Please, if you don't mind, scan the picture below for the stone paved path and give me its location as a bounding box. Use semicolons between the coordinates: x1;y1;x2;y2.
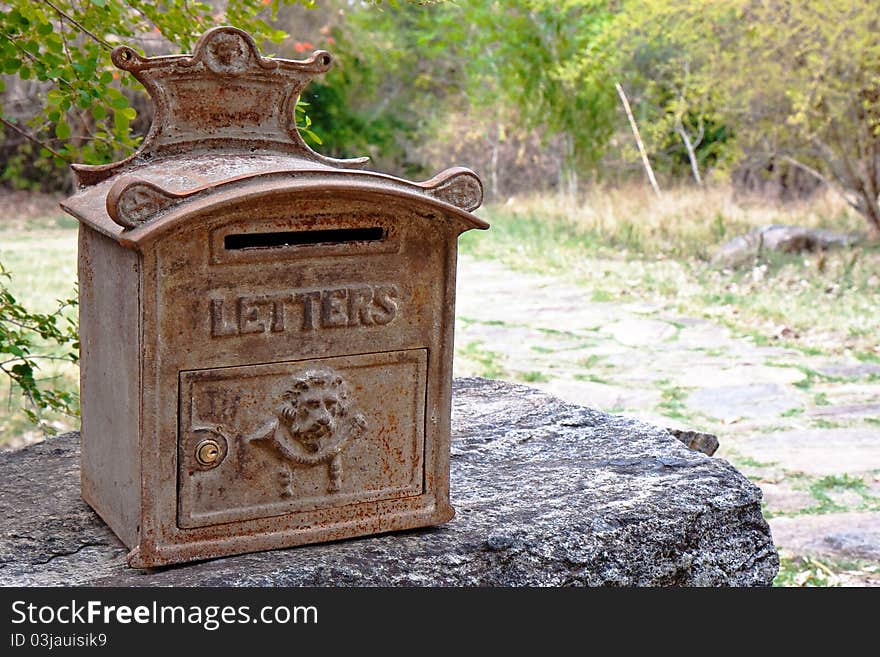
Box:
455;256;880;585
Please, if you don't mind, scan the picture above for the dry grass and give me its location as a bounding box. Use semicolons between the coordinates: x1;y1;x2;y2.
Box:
494;183;864;258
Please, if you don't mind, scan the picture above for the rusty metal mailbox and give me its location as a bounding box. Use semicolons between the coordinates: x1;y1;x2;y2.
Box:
60;26;486;568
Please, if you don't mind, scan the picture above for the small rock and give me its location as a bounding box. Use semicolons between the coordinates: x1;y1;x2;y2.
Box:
666;428;720;456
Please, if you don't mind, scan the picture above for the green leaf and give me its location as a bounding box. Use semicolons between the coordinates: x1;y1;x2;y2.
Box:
91;105;107;120
45;35;64;54
8;9;29;28
55;119;71;140
114;110;129;133
10;362;33;378
302;128;323;145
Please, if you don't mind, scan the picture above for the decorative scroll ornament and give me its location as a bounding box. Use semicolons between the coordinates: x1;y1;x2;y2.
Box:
246;368;368;494
420;167;484;212
72;26;368;188
106;177;185;228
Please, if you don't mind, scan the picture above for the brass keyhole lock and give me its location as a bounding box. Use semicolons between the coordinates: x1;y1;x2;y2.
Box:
195;438;222;468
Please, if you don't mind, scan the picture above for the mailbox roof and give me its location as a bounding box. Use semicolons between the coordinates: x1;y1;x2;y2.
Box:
60;27;486;250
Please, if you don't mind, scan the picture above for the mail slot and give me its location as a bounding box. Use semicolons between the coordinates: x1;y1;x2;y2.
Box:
61;26;487;568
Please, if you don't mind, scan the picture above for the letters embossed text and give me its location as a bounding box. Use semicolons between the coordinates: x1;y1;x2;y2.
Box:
210;283;400;337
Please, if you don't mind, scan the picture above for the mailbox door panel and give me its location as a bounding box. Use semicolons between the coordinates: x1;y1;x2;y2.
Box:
177;349;426;529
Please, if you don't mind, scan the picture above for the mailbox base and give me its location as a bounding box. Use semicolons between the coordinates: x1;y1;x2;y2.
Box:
125;504;454;568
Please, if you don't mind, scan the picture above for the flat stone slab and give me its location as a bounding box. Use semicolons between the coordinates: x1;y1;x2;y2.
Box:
687;384;804;420
734;429;880;475
808;403;880;419
816;362;880;379
769;512;880;561
759;483;817;515
533;378;662;412
678;364;806;387
603;318;678;346
0;378;777;586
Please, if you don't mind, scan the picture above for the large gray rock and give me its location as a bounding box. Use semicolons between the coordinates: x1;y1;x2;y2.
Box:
0;378;777;586
712;224;861;268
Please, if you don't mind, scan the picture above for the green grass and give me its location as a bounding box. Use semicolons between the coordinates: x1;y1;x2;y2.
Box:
855;350;880;364
760;424;794;432
456;341;507;379
729;454;780;469
656;382;691;421
519;371;550;383
774;554;842;587
774;553;879;587
807;474;878;511
576;355;603;368
812;418;843;429
0;230;78;314
458;316;519;329
772;473;880;517
573;373;611;384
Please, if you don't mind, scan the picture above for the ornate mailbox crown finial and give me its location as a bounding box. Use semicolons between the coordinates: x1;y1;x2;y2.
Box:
73;26;368;186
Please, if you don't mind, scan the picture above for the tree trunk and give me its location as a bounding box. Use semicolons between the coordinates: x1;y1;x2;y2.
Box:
489;124;500;201
676;117;702;186
615;82;661;198
558;133;578;201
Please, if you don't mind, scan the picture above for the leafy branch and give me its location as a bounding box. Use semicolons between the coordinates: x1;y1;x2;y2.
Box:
0;0;318;187
0;260;79;434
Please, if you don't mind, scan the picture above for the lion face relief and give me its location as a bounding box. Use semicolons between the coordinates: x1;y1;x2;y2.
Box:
244;367;368;494
278;369;350;454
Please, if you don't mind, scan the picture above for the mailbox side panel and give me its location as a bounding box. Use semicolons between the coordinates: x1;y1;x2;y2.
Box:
78;226;141;548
